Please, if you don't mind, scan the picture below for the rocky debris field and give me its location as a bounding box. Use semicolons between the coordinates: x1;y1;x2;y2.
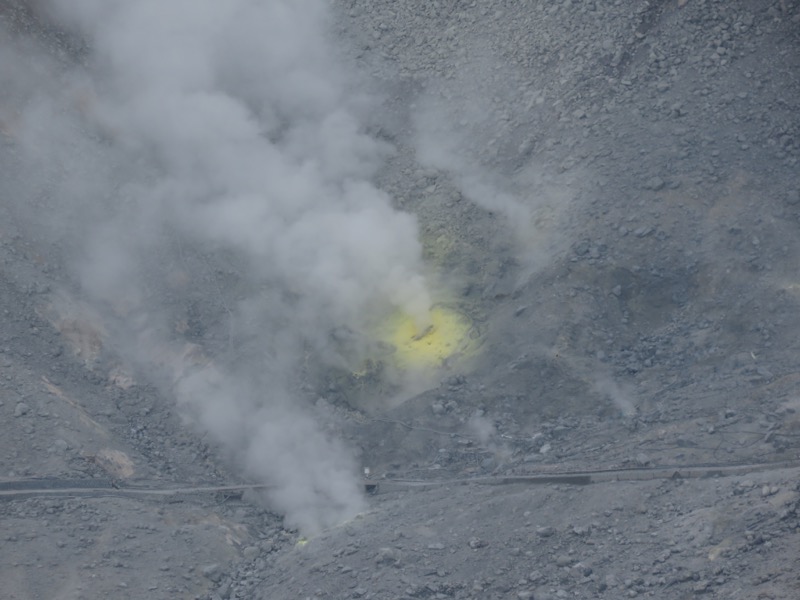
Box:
2;0;800;599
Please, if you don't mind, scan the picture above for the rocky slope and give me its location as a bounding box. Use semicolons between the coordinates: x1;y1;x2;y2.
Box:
1;1;799;599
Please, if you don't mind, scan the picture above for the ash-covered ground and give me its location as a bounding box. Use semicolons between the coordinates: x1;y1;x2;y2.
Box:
1;1;799;599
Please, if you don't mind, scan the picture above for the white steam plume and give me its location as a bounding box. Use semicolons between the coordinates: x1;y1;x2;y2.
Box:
48;0;431;329
411;50;577;283
2;0;432;532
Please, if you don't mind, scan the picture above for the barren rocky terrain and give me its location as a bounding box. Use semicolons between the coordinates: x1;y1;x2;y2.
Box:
1;1;799;599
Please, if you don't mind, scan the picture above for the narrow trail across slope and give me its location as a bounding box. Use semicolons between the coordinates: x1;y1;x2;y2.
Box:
371;459;800;492
2;458;797;501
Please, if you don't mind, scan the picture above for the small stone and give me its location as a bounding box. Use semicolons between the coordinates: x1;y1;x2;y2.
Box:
555;555;574;567
50;439;69;455
431;402;445;415
517;591;534;600
536;526;555;538
786;190;800;205
611;285;622;297
243;546;259;560
572;525;590;536
427;542;445;550
201;564;222;583
574;240;591;256
375;547;400;565
468;537;488;549
644;176;666;191
14;402;29;417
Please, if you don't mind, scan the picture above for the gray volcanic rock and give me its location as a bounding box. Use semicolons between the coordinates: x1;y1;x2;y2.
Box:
1;0;799;599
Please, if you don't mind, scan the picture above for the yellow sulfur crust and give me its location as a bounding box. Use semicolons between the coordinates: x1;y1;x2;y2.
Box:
373;305;474;371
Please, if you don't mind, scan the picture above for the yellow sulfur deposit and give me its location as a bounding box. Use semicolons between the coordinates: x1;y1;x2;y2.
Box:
372;305;475;371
